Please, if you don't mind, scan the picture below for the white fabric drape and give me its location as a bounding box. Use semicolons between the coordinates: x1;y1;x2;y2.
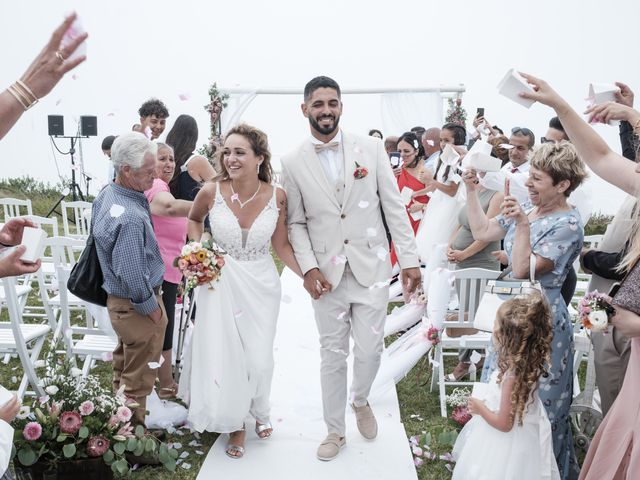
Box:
380;92;444;136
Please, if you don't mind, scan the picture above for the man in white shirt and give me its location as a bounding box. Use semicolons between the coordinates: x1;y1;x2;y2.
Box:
478;126;535;203
421;127;441;173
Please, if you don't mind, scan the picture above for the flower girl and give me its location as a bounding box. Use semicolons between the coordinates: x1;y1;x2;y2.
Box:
452;293;560;480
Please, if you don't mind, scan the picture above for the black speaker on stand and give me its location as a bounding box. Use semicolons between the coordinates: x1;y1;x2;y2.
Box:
46;115;98;217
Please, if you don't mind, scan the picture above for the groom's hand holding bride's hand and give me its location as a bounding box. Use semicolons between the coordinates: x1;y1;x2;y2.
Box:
303;268;332;299
401;267;422;294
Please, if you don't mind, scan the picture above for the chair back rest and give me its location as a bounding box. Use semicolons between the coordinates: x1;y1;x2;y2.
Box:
61;200;92;239
45;236;86;270
444;268;502;328
0;198;33;222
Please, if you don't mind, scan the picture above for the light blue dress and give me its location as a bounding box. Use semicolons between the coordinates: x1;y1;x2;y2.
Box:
482;207;583;480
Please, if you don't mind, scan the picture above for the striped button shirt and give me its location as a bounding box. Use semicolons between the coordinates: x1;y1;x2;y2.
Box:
92;183;164;315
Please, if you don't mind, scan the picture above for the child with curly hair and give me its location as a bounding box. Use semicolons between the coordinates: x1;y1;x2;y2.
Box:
452;292;560;480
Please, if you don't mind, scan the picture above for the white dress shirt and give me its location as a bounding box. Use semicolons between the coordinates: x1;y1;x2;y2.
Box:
479;160;530;204
310;130;344;186
424;151;440;173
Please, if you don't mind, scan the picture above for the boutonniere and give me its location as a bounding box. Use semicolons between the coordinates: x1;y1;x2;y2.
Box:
354;162;368;180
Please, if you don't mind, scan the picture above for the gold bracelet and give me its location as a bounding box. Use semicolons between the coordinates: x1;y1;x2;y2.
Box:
6;85;28;110
11;81;38;110
15;80;37;103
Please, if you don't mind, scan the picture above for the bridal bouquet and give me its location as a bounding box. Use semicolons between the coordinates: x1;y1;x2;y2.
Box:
578;290;615;333
174;238;226;292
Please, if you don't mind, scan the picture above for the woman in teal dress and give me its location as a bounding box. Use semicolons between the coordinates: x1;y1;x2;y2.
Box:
463;141;587;480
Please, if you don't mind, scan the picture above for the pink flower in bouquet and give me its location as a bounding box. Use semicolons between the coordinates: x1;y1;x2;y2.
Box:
178;259;188;270
23;421;42;441
189;254;198;265
425;327;440;346
47;400;64;419
59;411;83;434
116;406;132;423
86;435;110;457
79;400;95;416
117;422;135;438
451;405;472;426
107;414;119;428
217;257;225;268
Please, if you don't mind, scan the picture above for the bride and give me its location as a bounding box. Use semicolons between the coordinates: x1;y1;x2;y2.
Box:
178;123;302;458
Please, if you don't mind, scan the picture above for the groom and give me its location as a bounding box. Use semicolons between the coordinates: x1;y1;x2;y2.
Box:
281;76;421;461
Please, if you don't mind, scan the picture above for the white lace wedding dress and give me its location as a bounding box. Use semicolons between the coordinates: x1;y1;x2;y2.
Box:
178;183;281;433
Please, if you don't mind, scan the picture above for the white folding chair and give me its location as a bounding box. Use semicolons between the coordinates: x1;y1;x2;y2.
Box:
0;276;50;399
430;267;501;417
36;237;87;339
571;234;605;310
61;200;92;241
0;198;32;222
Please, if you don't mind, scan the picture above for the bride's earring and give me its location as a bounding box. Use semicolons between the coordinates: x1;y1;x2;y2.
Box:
256;163;261;174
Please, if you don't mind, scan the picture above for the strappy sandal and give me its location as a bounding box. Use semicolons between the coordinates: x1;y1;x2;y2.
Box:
225;428;246;459
255;422;273;439
157;383;179;400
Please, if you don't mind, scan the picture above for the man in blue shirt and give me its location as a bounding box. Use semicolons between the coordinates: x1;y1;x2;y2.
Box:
93;132;167;426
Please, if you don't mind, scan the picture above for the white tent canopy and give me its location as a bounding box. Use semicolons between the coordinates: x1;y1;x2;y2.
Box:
218;85;466;170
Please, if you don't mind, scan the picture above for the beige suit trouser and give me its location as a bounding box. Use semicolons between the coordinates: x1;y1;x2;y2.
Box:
108;294;168;426
312;265;388;436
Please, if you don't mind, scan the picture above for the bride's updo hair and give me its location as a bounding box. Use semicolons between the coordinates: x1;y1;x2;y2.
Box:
215;123;273;184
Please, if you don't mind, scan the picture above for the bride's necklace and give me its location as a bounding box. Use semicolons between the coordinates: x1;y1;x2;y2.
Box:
230;181;261;209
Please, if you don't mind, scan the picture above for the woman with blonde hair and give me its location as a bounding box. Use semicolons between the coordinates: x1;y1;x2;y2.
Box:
464;140;587;479
517;73;640;480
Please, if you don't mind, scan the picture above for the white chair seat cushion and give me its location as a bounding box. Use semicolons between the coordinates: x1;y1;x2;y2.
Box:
0;285;31;300
74;334;117;355
440;329;492;348
0;323;50;348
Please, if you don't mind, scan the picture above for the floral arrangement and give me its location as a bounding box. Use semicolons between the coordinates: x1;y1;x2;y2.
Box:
198;82;229;160
174;238;226;293
446;387;472;426
353;162;368;179
445;97;467;127
424;326;440;346
578;290;615;333
12;347;179;475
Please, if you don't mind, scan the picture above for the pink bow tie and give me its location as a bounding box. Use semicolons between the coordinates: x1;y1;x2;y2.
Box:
314;141;340;153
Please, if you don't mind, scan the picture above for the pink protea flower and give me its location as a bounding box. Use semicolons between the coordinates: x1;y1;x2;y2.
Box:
79;400;95;416
451;405;472;426
59;411;83;434
116;422;134;438
116;406;132;423
86;435;110;457
23;422;42;441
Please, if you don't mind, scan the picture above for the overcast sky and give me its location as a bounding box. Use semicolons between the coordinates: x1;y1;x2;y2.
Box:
1;0;638;214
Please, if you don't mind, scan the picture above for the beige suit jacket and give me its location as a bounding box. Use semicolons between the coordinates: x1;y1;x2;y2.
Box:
281;132;419;288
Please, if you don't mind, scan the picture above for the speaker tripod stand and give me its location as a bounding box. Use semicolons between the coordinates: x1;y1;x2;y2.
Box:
46;135;89;218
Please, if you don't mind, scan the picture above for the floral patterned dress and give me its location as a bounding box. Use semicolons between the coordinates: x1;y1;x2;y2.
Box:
482;207;584;480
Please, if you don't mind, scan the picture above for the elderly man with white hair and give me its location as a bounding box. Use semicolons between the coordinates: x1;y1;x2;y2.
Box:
92;131;167;426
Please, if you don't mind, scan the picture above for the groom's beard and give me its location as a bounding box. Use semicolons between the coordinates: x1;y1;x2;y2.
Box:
309;114;340;136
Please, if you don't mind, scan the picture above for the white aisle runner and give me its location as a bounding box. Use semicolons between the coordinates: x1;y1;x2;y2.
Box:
196;269;418;480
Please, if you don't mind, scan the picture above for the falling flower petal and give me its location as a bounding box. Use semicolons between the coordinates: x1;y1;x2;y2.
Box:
71;74;78;80
110;204;125;218
178;93;190;101
181;462;191;470
337;311;348;321
56;99;62;106
426;140;435;147
233;309;243;318
101;352;113;362
369;279;391;289
331;255;347;265
195;450;204;455
412;446;423;456
366;228;377;237
445;463;453;472
188;440;202;447
499;143;514;150
470;350;482;364
10;376;17;384
414;457;424;467
179;451;190;459
171;442;182;449
107;112;115;117
358;200;370;209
